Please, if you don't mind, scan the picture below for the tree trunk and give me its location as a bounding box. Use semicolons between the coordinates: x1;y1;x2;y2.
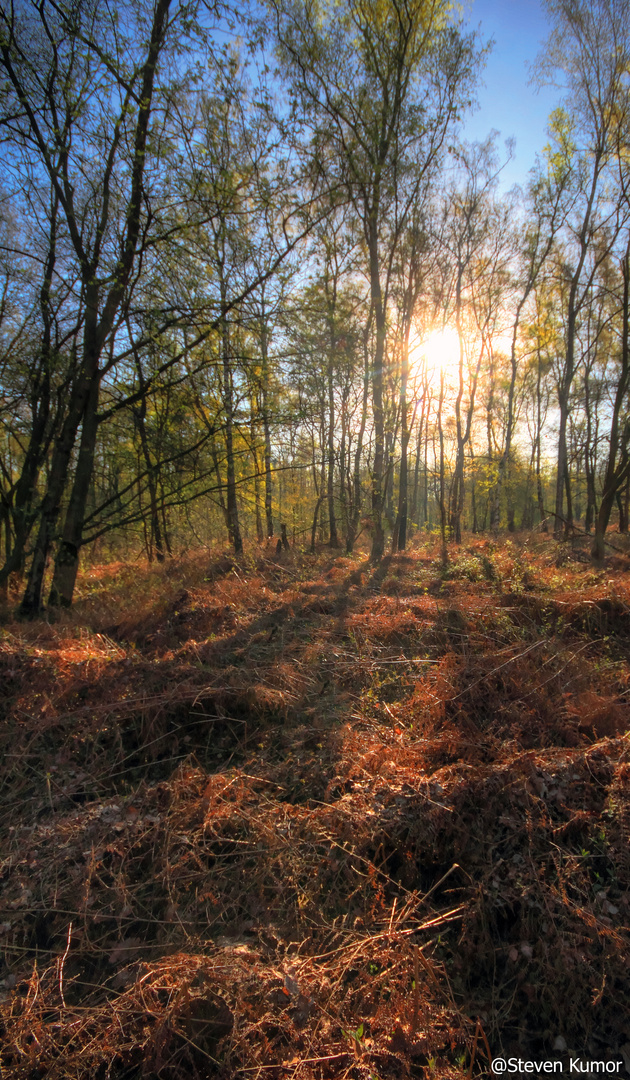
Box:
260;312;274;539
592;482;624;561
327;357;338;547
19;367;93;616
411;392;426;530
395;323;411;551
221;309;243;556
0;200;58;593
555;158;604;537
129;353;165;563
591;243;630;560
210;432;229;536
620;475;630;533
252;404;265;543
346;308;371;552
368;216;386;564
437;371;447;568
555;387;571;537
48;370;101;607
535;344;547;531
450;272;466;545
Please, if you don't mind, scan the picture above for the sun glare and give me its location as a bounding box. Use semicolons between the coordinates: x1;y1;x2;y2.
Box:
410;326;462;385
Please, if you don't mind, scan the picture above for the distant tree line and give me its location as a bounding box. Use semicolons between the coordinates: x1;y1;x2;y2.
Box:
0;0;629;611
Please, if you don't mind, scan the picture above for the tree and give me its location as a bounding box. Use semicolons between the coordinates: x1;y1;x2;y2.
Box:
437;139;510;543
591;237;630;559
0;188;72;597
0;0;186;612
272;0;480;561
491;157;568;532
286;216;363;551
391;202;430;552
0;0;320;606
537;0;630;538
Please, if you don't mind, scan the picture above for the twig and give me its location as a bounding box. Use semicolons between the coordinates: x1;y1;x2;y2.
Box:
58;921;72;1009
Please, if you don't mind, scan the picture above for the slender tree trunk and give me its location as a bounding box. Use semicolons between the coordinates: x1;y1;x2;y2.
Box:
521;443;535;530
0;199;58;593
136;403;165;562
347;308;371;552
368;216;386;564
555;187;601;536
125;337;165;564
310;495;324;554
585;447;597;532
535;345;547;531
395;325;411;551
252;403;264;543
411;428;421;530
318;407;327;543
592;244;630;560
469;443;478;533
327;358;338;547
260;316;274;539
437;371;447;568
222;323;242;555
159;483;172;555
451;330;483;543
411;391;426;531
622;476;630;533
0;504;10;602
324;265;339;548
615;488;628;533
338;385;349;546
488;348;498;532
555;385;571;537
564;448;574;534
450;272;466;544
210;431;229;537
0;388;52;592
384;427;396;532
423;398;431;527
583;362;597;531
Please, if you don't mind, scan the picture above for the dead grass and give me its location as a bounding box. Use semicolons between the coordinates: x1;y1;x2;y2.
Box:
0;535;629;1077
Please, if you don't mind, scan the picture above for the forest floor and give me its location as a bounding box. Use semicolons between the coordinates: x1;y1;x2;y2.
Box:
0;532;629;1079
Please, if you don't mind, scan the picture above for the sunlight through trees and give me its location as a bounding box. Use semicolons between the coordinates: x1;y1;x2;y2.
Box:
0;0;630;609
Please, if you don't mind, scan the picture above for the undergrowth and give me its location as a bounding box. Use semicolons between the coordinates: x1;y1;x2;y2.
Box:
0;533;629;1078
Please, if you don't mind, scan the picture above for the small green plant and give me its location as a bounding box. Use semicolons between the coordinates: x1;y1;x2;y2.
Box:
343;1022;365;1058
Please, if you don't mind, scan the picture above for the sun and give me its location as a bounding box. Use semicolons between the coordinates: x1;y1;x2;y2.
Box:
410;326;462;386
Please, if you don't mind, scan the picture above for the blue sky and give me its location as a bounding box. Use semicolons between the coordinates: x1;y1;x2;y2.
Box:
461;0;561;190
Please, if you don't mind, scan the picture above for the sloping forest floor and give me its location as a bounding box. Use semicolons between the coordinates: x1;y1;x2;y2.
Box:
0;533;629;1079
